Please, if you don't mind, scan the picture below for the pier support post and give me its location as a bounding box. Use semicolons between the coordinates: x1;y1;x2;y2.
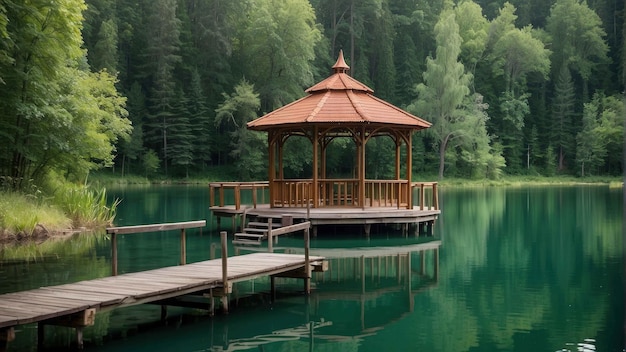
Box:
220;231;230;314
364;224;371;237
304;226;311;294
161;305;168;320
268;218;273;253
37;309;96;350
111;232;118;276
0;328;14;352
427;220;434;236
180;228;186;265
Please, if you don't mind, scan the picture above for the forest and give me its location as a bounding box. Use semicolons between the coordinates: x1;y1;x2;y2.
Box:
0;0;624;187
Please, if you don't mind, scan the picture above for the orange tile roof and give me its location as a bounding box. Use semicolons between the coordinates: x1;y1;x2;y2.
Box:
247;50;431;131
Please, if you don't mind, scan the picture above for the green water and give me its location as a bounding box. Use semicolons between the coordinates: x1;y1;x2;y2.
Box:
0;185;623;351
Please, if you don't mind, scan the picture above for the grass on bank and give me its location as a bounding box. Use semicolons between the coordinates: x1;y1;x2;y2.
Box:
0;184;119;240
0;192;71;237
433;175;623;187
90;169;624;188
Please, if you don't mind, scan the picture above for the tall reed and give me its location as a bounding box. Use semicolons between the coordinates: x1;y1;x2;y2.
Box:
52;185;120;228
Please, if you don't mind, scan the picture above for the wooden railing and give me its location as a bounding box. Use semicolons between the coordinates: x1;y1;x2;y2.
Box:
106;220;206;276
209;181;269;210
412;182;439;210
209;180;439;211
363;180;410;208
272;179;315;207
271;179;438;210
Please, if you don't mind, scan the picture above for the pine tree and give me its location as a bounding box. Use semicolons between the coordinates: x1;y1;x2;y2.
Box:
550;65;576;172
142;0;182;176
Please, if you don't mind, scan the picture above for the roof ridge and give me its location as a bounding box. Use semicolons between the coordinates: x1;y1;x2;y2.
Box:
306;90;331;122
346;90;369;122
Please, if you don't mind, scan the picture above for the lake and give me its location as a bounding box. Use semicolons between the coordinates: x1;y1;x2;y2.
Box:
0;185;623;351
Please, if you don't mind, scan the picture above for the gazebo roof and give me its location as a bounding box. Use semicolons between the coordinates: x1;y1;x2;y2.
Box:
247;50;431;131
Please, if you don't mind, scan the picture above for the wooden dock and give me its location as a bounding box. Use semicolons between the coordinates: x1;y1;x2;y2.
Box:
0;222;325;350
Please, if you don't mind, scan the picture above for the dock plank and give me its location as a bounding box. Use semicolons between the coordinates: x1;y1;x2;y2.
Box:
0;253;325;331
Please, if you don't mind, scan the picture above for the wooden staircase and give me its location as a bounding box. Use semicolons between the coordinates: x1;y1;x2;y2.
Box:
232;219;282;246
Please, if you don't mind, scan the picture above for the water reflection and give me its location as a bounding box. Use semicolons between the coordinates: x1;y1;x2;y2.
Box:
91;241;442;352
1;185;623;351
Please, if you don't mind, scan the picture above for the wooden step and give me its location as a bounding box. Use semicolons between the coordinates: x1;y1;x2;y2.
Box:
243;227;269;234
247;221;281;228
232;239;262;246
234;233;264;239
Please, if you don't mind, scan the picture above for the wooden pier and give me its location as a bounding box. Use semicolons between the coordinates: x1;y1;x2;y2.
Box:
0;221;325;350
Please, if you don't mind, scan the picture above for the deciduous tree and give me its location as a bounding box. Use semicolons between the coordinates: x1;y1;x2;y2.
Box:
215;80;265;180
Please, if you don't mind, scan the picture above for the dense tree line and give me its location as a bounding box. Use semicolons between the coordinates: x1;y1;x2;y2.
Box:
1;0;624;185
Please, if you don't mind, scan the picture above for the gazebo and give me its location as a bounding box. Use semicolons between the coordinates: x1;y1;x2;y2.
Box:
247;50;432;210
210;51;439;237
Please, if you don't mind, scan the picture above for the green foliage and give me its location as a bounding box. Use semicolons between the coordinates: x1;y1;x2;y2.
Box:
546;0;609;83
544;144;557;176
143;150;160;177
576;92;625;176
409;11;503;179
215;80;265;180
234;0;322;111
551;66;577;171
0;192;70;237
91;19;118;73
0;0;623;186
454;1;488;78
51;184;120;228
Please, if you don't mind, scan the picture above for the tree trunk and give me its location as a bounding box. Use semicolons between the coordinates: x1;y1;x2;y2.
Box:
438;135;450;179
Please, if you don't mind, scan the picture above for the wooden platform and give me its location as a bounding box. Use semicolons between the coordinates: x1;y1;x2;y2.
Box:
212;204;440;236
0;252;325;349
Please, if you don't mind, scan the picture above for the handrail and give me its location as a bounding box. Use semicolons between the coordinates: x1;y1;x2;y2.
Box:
209;180;439;211
411;182;439;210
209;181;269;210
106;220;206;275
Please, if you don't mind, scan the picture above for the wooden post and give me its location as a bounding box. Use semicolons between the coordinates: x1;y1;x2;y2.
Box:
0;328;14;352
76;327;84;349
433;183;439;210
180;228;186;265
111;232;118;276
220;231;229;313
303;226;311;294
252;184;257;208
309;321;314;352
235;185;241;210
268;218;273;253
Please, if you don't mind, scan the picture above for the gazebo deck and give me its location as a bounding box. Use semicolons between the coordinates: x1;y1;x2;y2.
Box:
209;181;440;236
212;203;440;224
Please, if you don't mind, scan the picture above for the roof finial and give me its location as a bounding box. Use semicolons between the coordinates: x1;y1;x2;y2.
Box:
332;49;350;74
